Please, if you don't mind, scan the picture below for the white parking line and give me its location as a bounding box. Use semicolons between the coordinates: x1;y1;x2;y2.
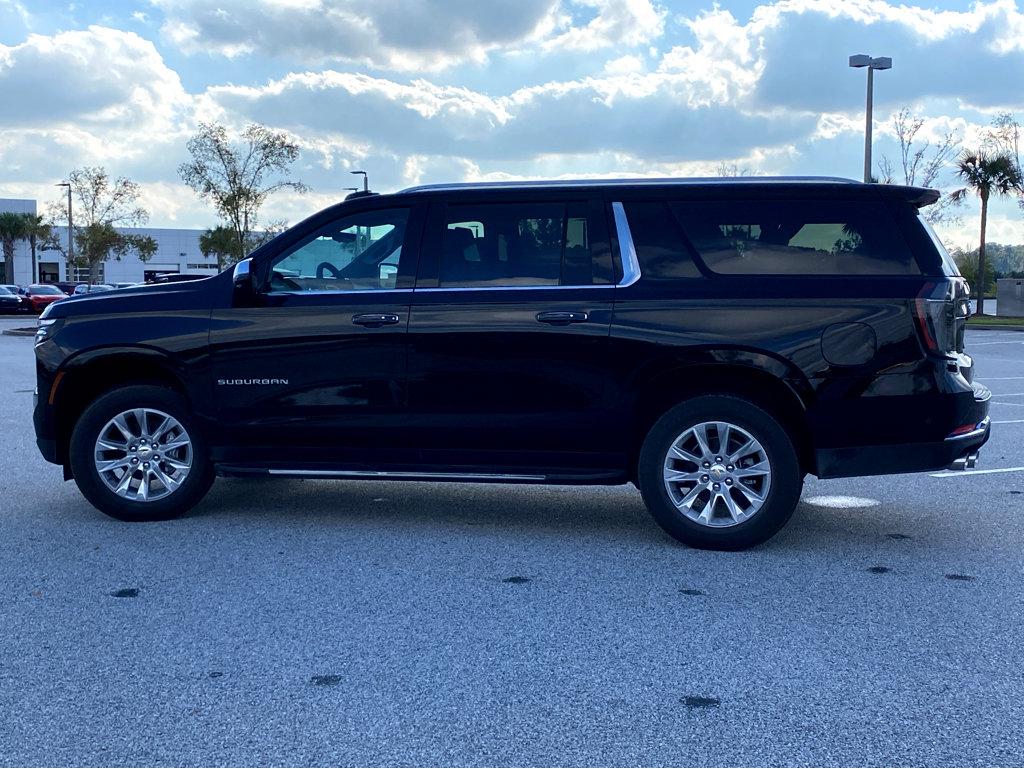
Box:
931;466;1024;478
980;376;1024;380
989;392;1024;397
965;340;1024;346
994;419;1024;424
992;401;1024;407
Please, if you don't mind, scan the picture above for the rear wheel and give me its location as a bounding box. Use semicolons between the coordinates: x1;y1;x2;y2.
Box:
638;395;802;550
69;385;214;521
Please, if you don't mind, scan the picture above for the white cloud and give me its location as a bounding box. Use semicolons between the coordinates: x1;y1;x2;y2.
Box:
0;26;190;131
155;0;562;71
205;66;814;167
544;0;666;52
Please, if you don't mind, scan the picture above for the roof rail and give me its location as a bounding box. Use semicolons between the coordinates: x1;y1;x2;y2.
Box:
398;176;862;194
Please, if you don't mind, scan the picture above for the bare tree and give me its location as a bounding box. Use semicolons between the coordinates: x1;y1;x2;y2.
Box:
179;123;308;261
984;112;1023;214
878;107;962;225
48;167;156;283
715;162;756;177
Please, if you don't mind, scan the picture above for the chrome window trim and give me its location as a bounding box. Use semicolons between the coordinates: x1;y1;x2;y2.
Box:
265;288;415;297
415;284;614;293
263;203;642;295
611;201;641;287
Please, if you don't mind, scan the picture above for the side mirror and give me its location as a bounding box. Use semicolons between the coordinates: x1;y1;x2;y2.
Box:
233;258;253;289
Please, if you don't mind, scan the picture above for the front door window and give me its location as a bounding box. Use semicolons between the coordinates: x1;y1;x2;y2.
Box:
270;208;410;292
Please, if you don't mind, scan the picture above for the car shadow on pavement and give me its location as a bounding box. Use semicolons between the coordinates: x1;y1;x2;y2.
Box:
174;476;911;552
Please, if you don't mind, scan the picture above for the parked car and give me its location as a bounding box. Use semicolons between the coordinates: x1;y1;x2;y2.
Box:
22;284;67;313
0;285;23;313
73;284;114;295
51;282;79;295
111;282;139;290
32;177;989;550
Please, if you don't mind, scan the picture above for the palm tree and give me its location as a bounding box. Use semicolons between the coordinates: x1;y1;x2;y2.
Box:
951;151;1023;315
0;211;30;284
199;225;244;270
23;215;53;284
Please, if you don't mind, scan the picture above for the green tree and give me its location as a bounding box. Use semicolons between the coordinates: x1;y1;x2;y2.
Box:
952;247;997;296
179;122;308;262
0;211;31;284
24;215;55;284
199;225;244;270
49;167;156;283
950;151;1023;315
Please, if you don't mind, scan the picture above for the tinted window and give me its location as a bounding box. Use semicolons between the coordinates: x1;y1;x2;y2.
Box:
0;286;10;295
270;208;409;292
623;201;701;280
670;199;919;276
439;202;603;288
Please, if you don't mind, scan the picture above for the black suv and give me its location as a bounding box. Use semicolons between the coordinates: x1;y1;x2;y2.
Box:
33;178;990;550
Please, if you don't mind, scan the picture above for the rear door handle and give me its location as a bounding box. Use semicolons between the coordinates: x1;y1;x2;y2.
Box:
352;313;400;327
536;311;589;325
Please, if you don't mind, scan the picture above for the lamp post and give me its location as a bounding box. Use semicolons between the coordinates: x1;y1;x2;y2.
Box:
55;182;73;281
350;170;368;192
849;54;892;183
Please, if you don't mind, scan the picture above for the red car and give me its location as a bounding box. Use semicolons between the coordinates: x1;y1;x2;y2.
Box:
22;284;68;313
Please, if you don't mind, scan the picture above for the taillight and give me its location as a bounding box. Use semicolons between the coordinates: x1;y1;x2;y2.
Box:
914;280;968;357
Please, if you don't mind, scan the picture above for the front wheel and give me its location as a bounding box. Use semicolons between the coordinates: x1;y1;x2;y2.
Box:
638;395;802;550
69;385;215;521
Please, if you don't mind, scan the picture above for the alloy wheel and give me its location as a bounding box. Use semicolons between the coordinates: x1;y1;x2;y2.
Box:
662;420;772;527
93;408;193;502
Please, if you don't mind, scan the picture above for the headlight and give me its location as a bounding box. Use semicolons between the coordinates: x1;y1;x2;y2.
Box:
35;318;57;345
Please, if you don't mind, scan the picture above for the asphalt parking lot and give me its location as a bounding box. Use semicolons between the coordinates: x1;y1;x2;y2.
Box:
1;316;1023;767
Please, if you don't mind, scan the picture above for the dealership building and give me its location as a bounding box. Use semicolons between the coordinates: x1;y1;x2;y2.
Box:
0;197;219;285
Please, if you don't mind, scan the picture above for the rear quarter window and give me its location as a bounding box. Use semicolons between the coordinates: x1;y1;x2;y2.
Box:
670;199;920;276
622;201;702;281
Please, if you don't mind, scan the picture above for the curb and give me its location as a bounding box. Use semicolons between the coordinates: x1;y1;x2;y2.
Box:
967;323;1024;332
1;328;35;337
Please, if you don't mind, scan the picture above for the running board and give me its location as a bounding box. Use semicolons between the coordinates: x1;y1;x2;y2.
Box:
215;465;627;485
266;469;547;481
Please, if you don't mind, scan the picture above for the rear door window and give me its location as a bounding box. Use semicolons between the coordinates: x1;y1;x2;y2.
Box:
670;199;920;276
437;202;612;288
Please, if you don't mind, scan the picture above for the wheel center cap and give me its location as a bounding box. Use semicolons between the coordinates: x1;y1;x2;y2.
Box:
709;464;727;480
137;445;153;458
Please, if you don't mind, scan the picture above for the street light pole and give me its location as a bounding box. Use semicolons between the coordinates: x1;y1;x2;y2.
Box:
56;182;73;281
849;54;892;183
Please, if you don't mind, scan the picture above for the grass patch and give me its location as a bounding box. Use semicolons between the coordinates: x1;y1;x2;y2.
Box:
968;314;1024;326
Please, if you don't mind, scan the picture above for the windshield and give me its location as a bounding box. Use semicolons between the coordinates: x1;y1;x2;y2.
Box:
29;285;63;295
0;286;10;295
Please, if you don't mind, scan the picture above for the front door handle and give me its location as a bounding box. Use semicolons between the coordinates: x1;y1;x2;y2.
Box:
352;313;400;327
536;311;589;326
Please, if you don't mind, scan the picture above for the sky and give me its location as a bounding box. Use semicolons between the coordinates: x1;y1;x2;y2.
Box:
2;0;1024;248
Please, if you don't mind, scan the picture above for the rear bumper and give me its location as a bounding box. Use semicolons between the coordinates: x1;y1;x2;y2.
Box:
815;382;991;479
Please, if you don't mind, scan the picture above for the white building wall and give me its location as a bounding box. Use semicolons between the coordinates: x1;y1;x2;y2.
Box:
1;197;220;285
0;198;37;285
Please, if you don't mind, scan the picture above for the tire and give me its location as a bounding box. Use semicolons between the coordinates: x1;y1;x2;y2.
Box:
637;395;802;551
69;385;214;521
